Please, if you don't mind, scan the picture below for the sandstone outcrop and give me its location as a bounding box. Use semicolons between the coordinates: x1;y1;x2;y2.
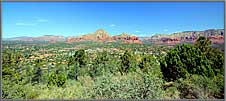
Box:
66;30;142;44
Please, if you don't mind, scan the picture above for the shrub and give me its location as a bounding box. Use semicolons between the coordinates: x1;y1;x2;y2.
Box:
175;75;221;99
2;80;26;99
195;37;224;75
160;44;214;81
47;72;66;87
68;49;87;80
164;86;180;99
138;54;162;77
31;67;42;85
194;36;211;52
119;50;134;75
89;51;110;78
36;80;92;99
212;74;224;98
92;71;165;99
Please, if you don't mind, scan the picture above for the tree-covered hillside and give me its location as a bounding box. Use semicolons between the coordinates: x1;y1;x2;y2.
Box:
2;37;224;99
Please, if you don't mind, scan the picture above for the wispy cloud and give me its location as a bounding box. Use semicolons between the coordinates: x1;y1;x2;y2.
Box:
137;33;149;37
163;29;168;32
15;17;48;27
16;22;36;26
37;19;48;22
109;24;116;27
33;17;49;22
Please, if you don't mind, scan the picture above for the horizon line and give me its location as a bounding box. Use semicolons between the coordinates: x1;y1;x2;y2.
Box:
3;28;224;39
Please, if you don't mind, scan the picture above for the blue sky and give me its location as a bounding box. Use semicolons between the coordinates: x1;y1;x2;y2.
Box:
2;2;224;38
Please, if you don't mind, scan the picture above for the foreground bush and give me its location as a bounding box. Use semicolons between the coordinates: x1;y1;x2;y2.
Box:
175;75;223;99
47;72;66;87
2;80;26;99
160;44;214;81
92;71;165;99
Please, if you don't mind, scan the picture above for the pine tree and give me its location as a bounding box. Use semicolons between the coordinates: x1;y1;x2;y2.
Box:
120;50;133;75
31;67;42;85
67;49;86;80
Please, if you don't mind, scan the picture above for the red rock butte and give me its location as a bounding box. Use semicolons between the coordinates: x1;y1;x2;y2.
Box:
66;29;142;44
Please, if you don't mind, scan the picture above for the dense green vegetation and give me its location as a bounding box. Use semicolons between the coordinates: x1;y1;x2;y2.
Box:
2;37;224;99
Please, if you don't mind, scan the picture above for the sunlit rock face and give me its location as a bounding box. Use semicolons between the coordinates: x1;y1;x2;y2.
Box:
147;29;224;45
66;29;142;44
112;32;142;44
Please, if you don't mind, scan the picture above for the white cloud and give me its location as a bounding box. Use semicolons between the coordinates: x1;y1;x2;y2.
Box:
163;29;168;32
33;17;49;22
135;30;140;33
16;22;36;26
137;33;151;37
37;19;48;22
15;17;48;27
110;24;116;27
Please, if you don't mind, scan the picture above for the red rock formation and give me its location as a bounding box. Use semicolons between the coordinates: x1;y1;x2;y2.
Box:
133;40;143;44
34;35;65;42
49;39;56;43
112;33;141;44
66;30;142;44
66;29;112;43
208;35;224;44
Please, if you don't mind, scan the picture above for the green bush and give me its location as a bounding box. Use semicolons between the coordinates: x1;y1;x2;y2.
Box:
212;74;224;98
119;50;135;75
31;67;42;85
92;71;165;99
47;72;66;87
2;80;26;99
175;75;221;99
138;54;162;77
36;80;92;99
206;48;224;75
160;44;214;81
2;40;224;99
195;37;224;75
164;86;180;99
67;49;87;80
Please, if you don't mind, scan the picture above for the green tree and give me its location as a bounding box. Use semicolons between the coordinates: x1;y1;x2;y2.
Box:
47;72;66;87
68;49;86;80
31;59;43;85
120;50;133;75
93;72;165;99
139;54;154;73
160;44;213;81
2;50;23;83
194;36;211;53
195;36;224;75
31;67;42;85
90;51;109;78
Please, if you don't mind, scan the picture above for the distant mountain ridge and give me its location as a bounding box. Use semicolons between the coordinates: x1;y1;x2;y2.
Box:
4;29;224;45
5;36;34;41
148;29;224;45
151;29;224;39
66;29;142;44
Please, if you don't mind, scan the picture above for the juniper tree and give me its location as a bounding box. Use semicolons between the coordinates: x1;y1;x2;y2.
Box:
68;49;86;80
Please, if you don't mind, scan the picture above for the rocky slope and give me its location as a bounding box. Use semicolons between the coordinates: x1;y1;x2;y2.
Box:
66;29;142;44
33;35;65;43
5;35;65;43
5;36;34;41
66;29;112;43
5;29;223;45
148;29;224;45
112;33;142;44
